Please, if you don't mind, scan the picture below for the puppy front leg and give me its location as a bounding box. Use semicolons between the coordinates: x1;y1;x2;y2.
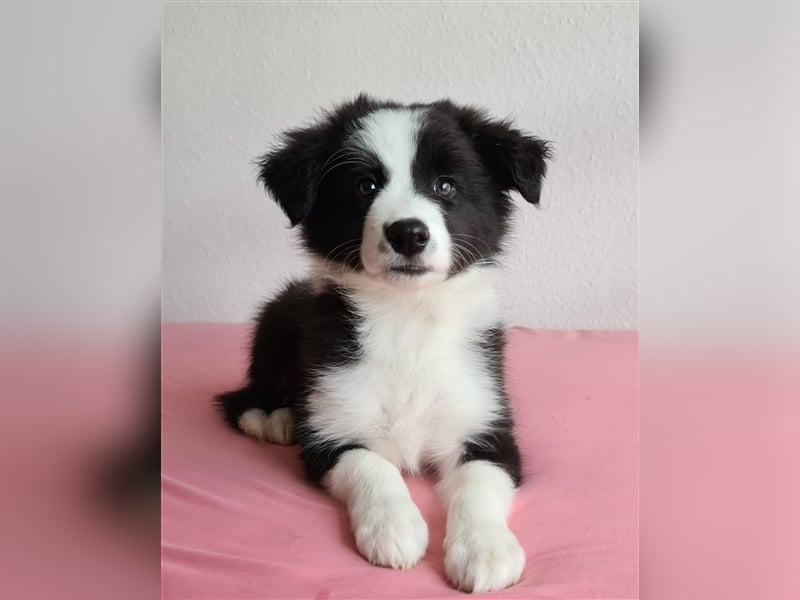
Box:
324;448;428;569
439;460;525;593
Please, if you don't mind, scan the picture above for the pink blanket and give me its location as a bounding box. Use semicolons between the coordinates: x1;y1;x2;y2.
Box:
162;324;638;599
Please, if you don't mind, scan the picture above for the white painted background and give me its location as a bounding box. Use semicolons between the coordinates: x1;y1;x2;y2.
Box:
163;2;638;328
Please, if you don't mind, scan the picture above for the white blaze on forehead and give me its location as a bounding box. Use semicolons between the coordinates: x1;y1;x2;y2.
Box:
353;109;422;190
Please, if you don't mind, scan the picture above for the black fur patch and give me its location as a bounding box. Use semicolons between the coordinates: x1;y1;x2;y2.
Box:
463;424;522;488
215;279;366;485
300;441;365;486
461;327;522;486
257;95;385;219
215;280;313;429
412;111;513;274
428;100;552;206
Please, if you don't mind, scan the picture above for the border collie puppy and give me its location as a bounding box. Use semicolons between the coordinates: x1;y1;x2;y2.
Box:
217;94;550;593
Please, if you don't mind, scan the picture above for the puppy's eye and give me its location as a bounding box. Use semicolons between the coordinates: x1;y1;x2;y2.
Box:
357;177;379;196
434;177;456;197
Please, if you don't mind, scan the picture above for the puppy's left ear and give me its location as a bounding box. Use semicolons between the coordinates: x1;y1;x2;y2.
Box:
256;126;329;227
485;125;551;206
445;103;552;205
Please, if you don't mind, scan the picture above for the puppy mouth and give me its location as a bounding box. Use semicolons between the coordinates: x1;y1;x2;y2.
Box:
387;264;431;276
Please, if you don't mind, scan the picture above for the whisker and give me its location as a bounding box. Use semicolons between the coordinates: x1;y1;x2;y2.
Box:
319;147;370;172
319;146;379;179
451;238;482;264
450;233;493;257
317;238;362;283
319;159;376;183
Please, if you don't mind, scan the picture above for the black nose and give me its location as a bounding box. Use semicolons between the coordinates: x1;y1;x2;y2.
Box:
384;219;430;257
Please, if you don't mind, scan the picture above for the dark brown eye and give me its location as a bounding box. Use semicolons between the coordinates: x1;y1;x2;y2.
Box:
357;177;378;196
434;177;456;197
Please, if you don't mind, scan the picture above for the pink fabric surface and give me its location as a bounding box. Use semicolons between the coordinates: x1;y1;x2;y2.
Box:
162;323;638;599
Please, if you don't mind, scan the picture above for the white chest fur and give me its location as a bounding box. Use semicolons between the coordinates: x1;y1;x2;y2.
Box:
307;267;503;474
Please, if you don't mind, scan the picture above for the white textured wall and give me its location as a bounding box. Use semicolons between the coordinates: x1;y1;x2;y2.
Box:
163;2;638;328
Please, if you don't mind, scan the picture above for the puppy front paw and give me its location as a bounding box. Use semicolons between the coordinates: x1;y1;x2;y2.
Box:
444;521;525;593
351;496;428;570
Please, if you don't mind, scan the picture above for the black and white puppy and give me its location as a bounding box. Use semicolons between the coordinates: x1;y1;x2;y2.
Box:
217;94;550;593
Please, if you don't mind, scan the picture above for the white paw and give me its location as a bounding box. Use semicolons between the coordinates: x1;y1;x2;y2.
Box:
444;522;525;593
238;408;294;445
351;496;428;570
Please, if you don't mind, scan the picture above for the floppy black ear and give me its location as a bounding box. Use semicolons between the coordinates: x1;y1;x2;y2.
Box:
444;103;552;205
255;126;330;227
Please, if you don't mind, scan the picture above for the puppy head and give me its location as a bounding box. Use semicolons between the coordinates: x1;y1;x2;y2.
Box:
257;94;551;288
